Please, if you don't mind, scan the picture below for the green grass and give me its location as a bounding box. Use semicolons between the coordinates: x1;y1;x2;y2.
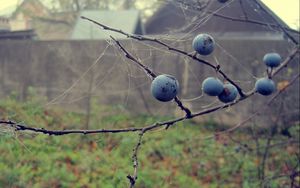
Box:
0;95;299;188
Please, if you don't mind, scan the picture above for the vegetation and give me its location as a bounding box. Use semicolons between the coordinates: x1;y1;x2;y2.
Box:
0;93;299;188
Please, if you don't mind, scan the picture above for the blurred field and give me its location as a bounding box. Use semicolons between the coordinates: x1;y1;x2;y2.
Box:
0;93;299;188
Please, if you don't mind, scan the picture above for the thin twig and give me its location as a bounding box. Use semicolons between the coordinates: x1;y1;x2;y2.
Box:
271;47;300;78
265;140;300;150
127;130;145;188
110;36;192;117
259;129;275;183
212;13;299;34
262;170;300;187
259;99;284;183
253;0;299;45
0;44;298;188
0;120;142;135
205;72;300;139
1;46;298;136
170;0;300;35
111;37;157;79
81;16;246;97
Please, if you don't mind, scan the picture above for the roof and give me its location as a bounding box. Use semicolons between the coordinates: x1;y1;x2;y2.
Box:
31;12;77;40
0;29;36;40
71;10;144;40
145;0;291;37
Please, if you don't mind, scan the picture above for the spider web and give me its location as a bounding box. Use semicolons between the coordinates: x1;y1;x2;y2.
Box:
0;3;299;182
2;0;298;133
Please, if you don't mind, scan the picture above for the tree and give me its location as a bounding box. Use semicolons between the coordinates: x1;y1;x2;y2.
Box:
1;0;299;187
48;0;158;12
47;0;160;22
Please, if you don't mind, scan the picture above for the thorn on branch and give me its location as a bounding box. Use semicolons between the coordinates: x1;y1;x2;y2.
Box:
165;122;174;130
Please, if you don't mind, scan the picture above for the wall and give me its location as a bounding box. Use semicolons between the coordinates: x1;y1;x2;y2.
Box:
0;39;298;127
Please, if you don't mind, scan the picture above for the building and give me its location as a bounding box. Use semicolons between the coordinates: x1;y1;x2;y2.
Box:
145;0;293;41
0;16;35;40
9;0;49;31
143;0;299;125
0;17;10;31
0;29;36;40
71;10;144;40
5;0;144;40
5;0;76;40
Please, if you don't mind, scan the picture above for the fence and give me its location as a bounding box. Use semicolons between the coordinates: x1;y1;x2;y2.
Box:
0;39;298;126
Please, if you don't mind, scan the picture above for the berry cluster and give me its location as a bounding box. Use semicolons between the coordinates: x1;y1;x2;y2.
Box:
151;34;282;103
202;77;238;103
255;53;281;96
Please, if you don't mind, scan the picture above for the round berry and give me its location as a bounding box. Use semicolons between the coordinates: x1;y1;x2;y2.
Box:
192;33;215;55
218;83;238;103
234;146;241;153
202;77;224;96
263;53;281;67
255;78;276;96
218;0;228;3
151;74;179;102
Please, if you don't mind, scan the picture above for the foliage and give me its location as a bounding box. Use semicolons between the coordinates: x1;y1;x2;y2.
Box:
0;97;298;187
48;0;160;21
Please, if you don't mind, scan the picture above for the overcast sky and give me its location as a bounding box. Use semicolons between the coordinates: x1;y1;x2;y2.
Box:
0;0;299;29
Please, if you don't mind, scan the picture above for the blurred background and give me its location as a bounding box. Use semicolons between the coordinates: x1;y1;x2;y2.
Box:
0;0;299;187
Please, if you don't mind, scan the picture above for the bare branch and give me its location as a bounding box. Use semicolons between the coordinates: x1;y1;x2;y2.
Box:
211;13;300;35
1;45;298;137
253;0;299;45
110;36;157;78
0;120;142;135
271;47;300;77
208;72;300;138
0;4;298;187
110;36;192;117
127;130;145;188
169;0;300;35
81;16;246;97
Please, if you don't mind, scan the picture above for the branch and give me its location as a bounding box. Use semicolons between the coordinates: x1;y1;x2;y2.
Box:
0;94;247;136
210;72;300;138
81;16;246;97
259;128;275;182
259;139;300;150
253;0;299;45
110;36;192;117
1;47;298;188
263;170;300;187
110;36;157;78
0;120;142;135
1;45;298;136
271;47;300;78
170;0;300;35
211;13;300;35
127;130;145;188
